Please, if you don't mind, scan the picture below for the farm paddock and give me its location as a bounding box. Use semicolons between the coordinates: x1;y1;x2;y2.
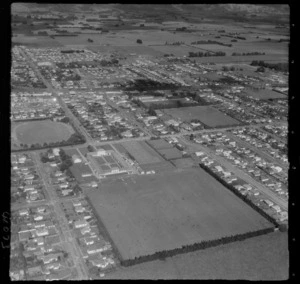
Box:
87;168;273;260
163;106;240;127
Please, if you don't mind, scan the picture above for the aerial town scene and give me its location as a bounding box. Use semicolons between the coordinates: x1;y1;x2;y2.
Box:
10;3;289;280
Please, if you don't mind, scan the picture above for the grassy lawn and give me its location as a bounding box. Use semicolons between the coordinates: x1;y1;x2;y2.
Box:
164;106;240;127
104;231;288;280
87;168;273;260
13;120;74;145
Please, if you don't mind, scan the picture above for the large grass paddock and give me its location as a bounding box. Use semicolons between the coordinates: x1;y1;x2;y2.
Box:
87;168;273;260
163;106;240;127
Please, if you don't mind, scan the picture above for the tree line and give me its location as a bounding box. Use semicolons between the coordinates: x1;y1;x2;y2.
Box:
250;61;289;72
232;52;265;56
191;40;232;47
199;163;287;231
188;51;226;58
119;227;274;267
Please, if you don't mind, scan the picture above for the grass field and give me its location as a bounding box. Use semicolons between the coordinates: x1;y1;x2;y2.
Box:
12;120;74;145
157;147;182;160
171;158;195;168
140;161;175;172
12;34;63;47
163;106;240;127
193;54;288;64
119;141;163;164
147;139;172;150
87;45;163;56
149;45;202;57
96;144;114;151
87;168;272;260
104;231;288;280
70;162;97;184
242;88;286;100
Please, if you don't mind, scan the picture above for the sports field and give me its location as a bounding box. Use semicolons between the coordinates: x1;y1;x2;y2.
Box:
12;120;75;145
164;106;240;127
87;168;273;260
119;141;162;164
147;139;173;150
157;147;182;160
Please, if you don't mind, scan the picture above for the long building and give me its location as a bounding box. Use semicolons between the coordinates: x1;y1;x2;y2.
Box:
87;149;134;178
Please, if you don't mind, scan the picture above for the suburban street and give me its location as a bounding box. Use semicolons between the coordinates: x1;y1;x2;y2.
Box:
225;132;288;170
32;152;89;280
180;136;288;211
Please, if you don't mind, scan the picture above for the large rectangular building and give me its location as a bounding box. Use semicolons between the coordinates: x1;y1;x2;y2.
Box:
87;149;134;178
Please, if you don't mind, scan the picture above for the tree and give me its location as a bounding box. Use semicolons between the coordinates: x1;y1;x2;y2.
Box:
136;39;143;44
41;156;49;163
256;66;265;73
87;145;94;152
148;107;156;116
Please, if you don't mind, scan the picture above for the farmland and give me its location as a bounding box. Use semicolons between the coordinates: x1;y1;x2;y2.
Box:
87;168;273;260
12;119;75;145
103;231;288;280
150;45;202;57
242;88;286;100
163;106;240;127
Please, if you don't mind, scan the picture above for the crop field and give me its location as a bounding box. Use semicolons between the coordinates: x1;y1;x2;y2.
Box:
193;54;288;64
55;30;195;47
87;168;273;260
242;88;286;100
104;231;288;280
164;106;240;127
88;45;163;56
189;44;233;52
12;120;75;145
12;34;63;47
228;40;288;56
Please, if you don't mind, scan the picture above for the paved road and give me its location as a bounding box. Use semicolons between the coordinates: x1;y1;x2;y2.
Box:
19;47;94;145
258;126;287;144
225;132;288;170
180;136;288;211
104;94;153;137
33;153;89;280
